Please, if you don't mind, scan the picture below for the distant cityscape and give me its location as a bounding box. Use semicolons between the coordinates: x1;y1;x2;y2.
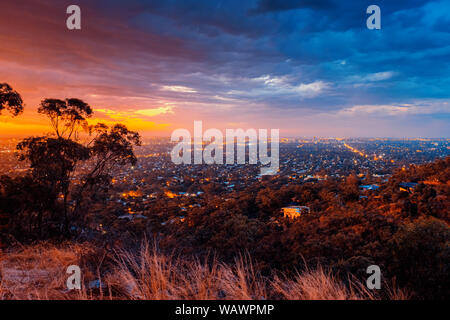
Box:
1;137;448;224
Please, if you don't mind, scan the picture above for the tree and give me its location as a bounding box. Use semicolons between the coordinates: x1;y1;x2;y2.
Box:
0;83;24;116
0;175;57;240
16;137;90;234
0;83;24;246
17;137;90;188
15;97;141;237
390;218;450;299
71;123;142;222
340;174;360;202
38;98;92;139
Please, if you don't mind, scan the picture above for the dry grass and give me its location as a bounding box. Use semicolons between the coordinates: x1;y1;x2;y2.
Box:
106;246;268;299
271;267;375;300
0;242;409;300
0;242;96;299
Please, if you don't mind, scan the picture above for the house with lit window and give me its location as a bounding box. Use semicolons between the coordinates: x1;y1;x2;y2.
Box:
282;206;310;220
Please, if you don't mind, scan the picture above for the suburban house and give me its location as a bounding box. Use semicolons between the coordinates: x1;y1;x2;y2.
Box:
360;184;380;191
282;206;310;220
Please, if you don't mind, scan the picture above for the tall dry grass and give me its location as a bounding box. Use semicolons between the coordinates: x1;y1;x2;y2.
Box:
0;242;409;300
107;246;267;299
0;242;97;299
271;267;375;300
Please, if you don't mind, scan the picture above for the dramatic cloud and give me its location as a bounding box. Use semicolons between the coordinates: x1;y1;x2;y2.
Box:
0;0;448;137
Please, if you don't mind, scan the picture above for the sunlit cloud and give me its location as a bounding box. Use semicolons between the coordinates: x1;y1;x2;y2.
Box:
364;71;397;82
135;106;174;117
250;76;330;98
348;71;397;85
252;75;288;87
295;81;330;97
160;85;197;93
95;106;173;119
337;101;450;117
339;104;411;116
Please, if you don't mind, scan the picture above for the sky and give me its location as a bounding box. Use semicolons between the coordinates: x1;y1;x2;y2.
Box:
0;0;449;137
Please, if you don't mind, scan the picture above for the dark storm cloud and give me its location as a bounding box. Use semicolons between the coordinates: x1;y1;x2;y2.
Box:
251;0;334;13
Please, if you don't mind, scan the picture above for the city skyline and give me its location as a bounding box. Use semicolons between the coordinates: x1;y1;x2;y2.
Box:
1;0;449;138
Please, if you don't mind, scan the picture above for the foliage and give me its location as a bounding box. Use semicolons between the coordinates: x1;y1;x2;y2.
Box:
389;218;449;299
0;83;23;116
0;86;140;239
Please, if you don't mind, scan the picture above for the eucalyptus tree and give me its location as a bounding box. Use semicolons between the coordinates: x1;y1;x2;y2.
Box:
16;97;141;236
0;83;23;116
